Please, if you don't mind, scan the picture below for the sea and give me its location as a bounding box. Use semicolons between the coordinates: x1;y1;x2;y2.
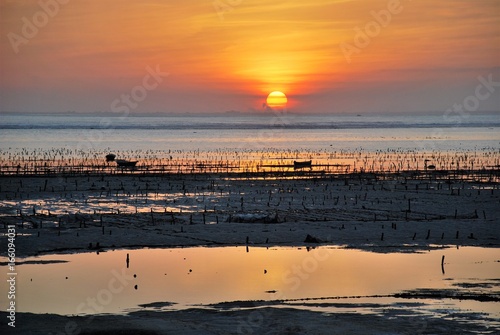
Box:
1;112;499;154
1;113;499;323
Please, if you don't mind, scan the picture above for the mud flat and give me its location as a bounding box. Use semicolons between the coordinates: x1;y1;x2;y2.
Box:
1;305;496;335
0;173;499;257
1;173;499;334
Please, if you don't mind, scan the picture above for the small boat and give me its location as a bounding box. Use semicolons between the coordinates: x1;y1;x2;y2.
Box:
424;160;435;170
293;160;312;169
105;154;116;162
116;160;138;167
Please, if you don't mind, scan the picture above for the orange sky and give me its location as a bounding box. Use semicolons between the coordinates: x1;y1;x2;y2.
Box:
0;0;499;113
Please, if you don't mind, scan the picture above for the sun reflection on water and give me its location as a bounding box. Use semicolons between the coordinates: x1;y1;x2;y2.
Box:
0;246;497;322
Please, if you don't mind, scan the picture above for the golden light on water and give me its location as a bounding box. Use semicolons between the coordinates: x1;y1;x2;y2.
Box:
4;247;498;315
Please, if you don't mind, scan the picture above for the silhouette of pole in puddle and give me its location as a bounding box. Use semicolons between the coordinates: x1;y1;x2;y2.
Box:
126;253;130;268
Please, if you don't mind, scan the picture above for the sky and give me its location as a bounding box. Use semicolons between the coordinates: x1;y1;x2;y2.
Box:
0;0;499;114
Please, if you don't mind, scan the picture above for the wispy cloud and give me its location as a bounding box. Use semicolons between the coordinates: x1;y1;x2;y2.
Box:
0;0;498;113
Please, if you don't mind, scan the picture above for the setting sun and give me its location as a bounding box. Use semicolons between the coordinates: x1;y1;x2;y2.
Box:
266;91;288;108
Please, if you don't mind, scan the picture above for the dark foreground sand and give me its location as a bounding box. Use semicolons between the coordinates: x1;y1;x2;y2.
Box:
1;173;499;334
1;303;497;335
1;173;499;256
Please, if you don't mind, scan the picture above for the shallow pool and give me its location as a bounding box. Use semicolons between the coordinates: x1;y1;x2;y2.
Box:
1;246;498;319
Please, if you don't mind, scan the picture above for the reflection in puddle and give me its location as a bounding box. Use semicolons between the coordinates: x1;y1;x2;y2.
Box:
0;246;498;321
2;191;224;218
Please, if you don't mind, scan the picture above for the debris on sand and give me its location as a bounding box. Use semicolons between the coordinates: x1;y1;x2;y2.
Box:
227;213;279;223
304;234;324;243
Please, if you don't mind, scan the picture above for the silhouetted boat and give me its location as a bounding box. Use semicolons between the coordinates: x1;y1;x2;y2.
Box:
293;160;312;169
116;160;138;167
105;154;116;162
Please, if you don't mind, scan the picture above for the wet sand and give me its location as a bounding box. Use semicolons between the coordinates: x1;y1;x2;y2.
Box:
1;305;495;335
1;173;499;257
1;172;499;334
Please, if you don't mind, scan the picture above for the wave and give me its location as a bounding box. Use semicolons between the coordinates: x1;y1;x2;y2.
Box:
1;115;499;130
1;122;499;130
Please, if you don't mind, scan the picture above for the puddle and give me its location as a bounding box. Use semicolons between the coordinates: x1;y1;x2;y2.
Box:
0;246;498;320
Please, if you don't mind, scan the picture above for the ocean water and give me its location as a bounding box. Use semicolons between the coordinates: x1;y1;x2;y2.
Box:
1;112;499;153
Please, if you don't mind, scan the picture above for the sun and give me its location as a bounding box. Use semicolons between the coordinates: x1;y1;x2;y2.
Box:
266;91;287;108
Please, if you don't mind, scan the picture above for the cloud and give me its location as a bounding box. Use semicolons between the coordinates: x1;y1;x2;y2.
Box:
0;0;498;113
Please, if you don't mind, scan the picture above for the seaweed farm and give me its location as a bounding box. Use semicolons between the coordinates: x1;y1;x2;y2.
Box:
0;148;499;181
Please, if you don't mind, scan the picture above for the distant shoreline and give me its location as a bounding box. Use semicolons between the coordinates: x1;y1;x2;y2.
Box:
1;110;499;117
